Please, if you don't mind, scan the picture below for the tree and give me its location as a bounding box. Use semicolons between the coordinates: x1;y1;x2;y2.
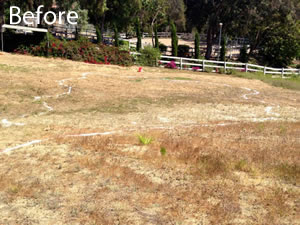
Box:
154;24;159;48
259;21;299;67
239;44;248;63
167;0;186;31
96;27;102;43
114;25;119;47
170;21;178;56
230;0;300;66
136;18;142;51
140;0;167;46
73;2;89;39
79;0;107;39
106;0;141;34
220;36;226;61
194;31;200;59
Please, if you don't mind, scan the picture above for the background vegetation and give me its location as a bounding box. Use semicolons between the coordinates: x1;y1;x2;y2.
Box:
0;0;299;67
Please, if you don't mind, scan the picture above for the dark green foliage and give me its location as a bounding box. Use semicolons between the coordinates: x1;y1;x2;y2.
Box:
159;43;168;53
171;21;178;56
160;147;167;156
75;27;80;41
14;35;133;66
259;22;300;68
220;36;226;61
114;26;119;47
136;19;142;52
239;45;249;63
178;45;190;57
154;24;159;49
138;46;161;66
194;31;200;59
96;27;102;44
2;31;45;52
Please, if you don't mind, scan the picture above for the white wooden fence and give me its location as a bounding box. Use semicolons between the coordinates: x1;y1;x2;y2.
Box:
131;53;299;77
159;56;300;77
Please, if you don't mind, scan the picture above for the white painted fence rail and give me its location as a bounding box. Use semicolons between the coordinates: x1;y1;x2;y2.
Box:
130;52;299;76
158;55;300;77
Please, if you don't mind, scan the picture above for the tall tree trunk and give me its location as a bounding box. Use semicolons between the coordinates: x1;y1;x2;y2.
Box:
249;30;261;56
205;25;213;59
101;14;105;42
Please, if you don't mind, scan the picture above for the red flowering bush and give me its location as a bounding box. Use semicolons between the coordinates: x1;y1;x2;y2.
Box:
165;61;178;69
14;36;133;66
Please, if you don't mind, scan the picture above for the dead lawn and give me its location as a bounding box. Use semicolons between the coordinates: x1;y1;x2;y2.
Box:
0;53;299;224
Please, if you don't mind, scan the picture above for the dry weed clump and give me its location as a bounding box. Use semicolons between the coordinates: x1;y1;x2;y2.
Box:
0;175;45;202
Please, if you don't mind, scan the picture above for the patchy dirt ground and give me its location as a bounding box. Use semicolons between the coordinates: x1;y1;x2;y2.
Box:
0;53;299;224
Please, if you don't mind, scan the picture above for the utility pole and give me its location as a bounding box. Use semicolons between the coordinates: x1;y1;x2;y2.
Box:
217;23;223;61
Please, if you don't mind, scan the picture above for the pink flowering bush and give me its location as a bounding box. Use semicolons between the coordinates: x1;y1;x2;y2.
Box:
165;61;178;69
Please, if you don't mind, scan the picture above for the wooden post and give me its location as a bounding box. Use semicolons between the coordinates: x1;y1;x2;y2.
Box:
1;25;3;52
264;66;266;75
281;68;284;78
180;58;183;70
245;63;248;73
224;62;227;73
202;60;205;72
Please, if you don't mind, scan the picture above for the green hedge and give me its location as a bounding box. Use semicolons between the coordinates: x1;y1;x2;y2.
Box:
178;45;190;57
2;31;45;52
138;46;161;66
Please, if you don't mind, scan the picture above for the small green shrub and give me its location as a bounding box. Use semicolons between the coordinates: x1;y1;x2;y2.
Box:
138;135;153;145
171;21;178;56
95;27;102;43
159;43;168;53
178;45;190;57
226;69;238;75
114;26;119;47
160;147;167;156
235;159;252;172
154;24;159;48
218;68;226;74
138;46;161;66
204;67;213;73
136;19;142;52
239;44;249;63
119;40;130;51
220;36;227;61
194;31;200;59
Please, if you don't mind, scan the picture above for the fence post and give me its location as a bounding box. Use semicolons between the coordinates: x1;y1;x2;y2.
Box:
180;57;183;70
202;60;205;72
281;68;284;78
245;63;248;73
264;66;266;75
224;62;227;73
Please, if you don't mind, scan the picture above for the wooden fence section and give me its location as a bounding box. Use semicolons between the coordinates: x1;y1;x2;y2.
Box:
159;56;300;76
131;53;299;77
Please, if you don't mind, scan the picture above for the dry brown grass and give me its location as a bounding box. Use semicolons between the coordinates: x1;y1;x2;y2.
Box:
46;122;299;224
0;53;299;224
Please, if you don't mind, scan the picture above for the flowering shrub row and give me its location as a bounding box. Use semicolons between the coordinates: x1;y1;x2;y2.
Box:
14;37;133;66
165;61;177;69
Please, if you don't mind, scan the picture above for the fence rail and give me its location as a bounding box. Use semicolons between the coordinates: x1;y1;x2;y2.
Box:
159;56;300;76
131;53;299;77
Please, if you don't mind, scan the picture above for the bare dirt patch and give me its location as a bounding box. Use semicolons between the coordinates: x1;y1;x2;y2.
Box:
0;53;299;224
